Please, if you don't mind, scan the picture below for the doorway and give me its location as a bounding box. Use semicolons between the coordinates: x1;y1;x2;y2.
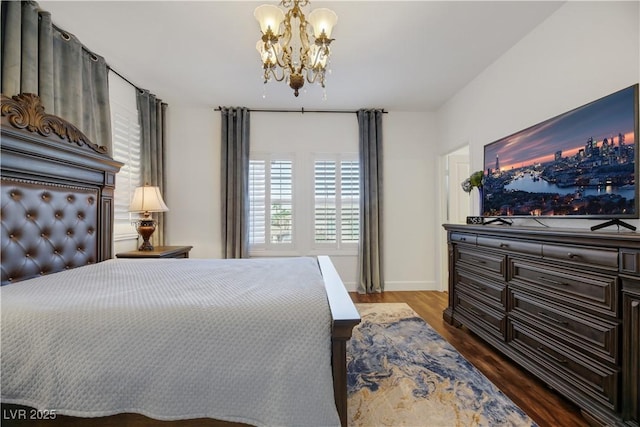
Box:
436;145;470;291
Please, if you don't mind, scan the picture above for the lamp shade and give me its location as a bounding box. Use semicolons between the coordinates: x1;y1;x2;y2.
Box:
129;185;169;213
307;8;337;38
254;4;284;34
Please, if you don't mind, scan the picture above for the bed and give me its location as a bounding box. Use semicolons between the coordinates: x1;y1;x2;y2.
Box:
0;93;361;426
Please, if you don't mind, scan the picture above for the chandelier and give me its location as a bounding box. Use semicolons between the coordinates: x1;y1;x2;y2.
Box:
254;0;337;97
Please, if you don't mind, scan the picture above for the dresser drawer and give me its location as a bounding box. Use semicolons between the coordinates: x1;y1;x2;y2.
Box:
477;236;542;257
450;232;476;245
454;289;506;339
509;286;620;365
509;319;619;411
543;243;618;271
510;258;618;316
456;267;506;308
456;247;506;279
620;249;640;276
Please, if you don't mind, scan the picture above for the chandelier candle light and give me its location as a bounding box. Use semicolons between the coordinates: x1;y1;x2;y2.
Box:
254;0;337;97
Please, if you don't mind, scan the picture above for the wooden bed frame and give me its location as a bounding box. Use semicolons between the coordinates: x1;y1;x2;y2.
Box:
0;93;360;427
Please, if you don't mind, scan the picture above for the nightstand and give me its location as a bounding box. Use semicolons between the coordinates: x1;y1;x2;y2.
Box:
115;245;193;259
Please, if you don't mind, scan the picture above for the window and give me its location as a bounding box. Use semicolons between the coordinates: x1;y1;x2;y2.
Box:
109;73;142;239
314;160;337;242
248;160;266;245
339;159;360;243
249;156;294;249
270;160;294;243
248;152;358;255
314;157;359;247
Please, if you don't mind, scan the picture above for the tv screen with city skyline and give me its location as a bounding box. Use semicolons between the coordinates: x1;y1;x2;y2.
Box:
483;84;639;219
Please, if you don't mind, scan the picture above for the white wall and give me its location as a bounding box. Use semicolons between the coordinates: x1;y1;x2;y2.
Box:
165;106;437;291
437;1;640;230
383;113;436;291
165;105;221;258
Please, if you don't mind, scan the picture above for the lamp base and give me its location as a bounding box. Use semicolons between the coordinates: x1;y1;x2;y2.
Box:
136;219;156;251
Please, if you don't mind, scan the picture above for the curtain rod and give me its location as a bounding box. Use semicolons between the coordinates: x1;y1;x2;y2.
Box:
107;66;144;93
214;107;387;114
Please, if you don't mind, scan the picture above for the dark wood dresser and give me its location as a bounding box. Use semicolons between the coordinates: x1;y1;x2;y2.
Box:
443;224;640;426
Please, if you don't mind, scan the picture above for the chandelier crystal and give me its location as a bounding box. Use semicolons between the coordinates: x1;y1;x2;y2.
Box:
254;0;337;97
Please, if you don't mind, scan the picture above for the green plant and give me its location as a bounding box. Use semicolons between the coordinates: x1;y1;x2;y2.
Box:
461;170;484;193
271;203;292;242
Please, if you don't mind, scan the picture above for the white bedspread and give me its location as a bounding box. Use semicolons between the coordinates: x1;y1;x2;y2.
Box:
1;257;339;427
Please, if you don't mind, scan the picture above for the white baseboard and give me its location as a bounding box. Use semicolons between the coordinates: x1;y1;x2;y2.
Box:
344;281;441;292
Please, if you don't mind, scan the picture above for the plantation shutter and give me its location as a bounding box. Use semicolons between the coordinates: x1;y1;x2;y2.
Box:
315;160;337;242
111;97;142;239
341;160;360;242
270;160;293;244
249;159;266;245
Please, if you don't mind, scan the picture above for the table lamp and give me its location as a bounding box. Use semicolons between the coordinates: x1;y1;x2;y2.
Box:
129;185;169;251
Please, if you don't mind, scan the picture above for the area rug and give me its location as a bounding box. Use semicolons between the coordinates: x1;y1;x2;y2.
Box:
347;303;536;427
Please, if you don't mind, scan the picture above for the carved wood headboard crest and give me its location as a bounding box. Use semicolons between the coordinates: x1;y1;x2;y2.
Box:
0;93;107;154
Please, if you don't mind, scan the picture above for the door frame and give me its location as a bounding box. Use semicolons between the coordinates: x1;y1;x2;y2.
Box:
436;145;470;291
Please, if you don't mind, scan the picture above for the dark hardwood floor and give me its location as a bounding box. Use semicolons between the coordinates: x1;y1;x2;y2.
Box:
350;290;590;427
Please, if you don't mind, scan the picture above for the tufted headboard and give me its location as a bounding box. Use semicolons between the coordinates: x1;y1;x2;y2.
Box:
1;93;123;285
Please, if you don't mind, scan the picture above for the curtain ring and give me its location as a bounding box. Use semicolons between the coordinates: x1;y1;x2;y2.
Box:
90;54;99;62
61;32;71;41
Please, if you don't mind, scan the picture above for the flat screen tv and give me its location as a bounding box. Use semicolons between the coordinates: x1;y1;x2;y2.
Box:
482;84;639;222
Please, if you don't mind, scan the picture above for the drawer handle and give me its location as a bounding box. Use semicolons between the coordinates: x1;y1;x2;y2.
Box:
567;252;579;259
538;311;569;326
538;276;569;286
537;346;568;364
499;243;509;248
476;260;487;265
460;237;467;241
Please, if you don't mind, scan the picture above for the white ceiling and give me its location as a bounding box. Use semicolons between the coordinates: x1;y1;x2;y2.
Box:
40;1;564;111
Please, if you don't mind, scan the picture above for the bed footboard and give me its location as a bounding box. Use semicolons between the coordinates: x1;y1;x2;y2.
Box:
317;256;361;427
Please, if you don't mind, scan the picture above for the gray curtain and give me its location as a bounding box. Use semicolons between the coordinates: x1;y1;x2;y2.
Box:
220;107;250;259
1;0;112;153
357;109;384;293
137;90;167;247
